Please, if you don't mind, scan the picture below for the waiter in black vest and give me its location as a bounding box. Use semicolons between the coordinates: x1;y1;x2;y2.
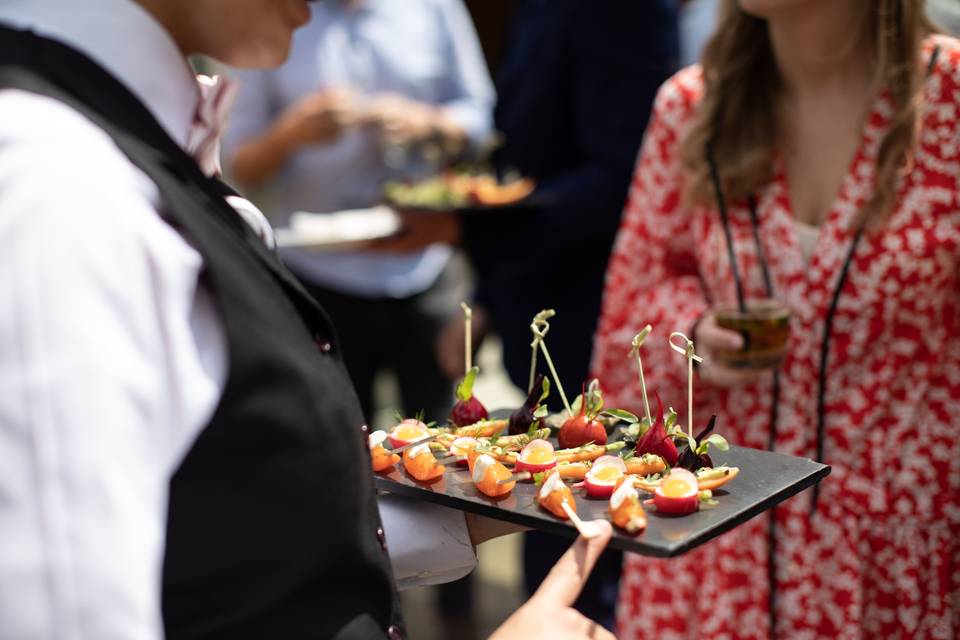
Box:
0;1;616;639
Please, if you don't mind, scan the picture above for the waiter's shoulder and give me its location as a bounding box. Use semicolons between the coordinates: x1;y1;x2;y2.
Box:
0;88;158;209
0;88;163;248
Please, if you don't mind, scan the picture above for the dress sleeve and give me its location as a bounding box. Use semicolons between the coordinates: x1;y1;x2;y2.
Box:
590;72;708;414
377;494;477;590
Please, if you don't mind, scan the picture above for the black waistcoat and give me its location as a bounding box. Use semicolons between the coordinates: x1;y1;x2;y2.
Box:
0;26;401;640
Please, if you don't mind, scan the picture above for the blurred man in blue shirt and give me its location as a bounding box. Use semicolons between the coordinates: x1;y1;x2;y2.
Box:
225;0;493;428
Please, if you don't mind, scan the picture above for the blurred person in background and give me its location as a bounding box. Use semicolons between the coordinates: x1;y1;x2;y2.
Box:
438;0;680;631
224;0;494;426
0;1;621;639
928;0;960;36
679;0;720;66
223;1;494;636
592;0;960;637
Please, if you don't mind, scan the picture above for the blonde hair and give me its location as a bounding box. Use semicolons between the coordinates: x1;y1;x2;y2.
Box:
680;0;933;227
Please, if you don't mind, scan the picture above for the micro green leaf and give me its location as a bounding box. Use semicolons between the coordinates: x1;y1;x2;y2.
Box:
664;407;678;431
696;433;729;455
455;366;480;402
603;408;639;424
539;377;550;404
636;416;653;437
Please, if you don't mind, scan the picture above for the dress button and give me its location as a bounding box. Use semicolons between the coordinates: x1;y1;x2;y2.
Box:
387;625;402;640
360;424;369;435
376;526;387;551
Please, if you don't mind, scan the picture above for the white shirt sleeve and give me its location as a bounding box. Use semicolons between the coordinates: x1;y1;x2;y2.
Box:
0;91;225;639
378;494;477;590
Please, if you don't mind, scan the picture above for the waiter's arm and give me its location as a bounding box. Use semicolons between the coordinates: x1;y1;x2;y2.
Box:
378;494;529;590
0;92;222;639
377;495;480;589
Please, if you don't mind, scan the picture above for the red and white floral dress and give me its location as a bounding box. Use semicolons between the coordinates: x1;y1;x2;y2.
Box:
591;36;960;640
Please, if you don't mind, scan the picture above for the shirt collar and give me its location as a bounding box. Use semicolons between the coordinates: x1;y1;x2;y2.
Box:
0;0;200;149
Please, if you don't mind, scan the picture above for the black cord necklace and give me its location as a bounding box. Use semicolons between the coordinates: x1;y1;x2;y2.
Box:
707;149;784;637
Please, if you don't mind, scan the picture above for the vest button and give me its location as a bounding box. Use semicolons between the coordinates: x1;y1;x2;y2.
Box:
360;424;372;452
387;625;403;640
376;526;387;551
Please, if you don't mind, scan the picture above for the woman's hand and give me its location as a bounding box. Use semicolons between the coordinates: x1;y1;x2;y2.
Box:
694;313;767;388
489;520;617;640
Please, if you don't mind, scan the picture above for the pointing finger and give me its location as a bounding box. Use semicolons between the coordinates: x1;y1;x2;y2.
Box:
531;520;613;607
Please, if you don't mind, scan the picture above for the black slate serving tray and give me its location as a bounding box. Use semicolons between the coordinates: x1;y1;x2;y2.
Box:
374;445;829;557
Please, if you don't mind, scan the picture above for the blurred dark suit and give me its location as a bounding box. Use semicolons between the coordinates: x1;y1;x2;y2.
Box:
462;0;679;629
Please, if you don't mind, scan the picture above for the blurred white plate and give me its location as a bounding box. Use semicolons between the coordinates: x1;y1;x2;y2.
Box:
274;206;401;250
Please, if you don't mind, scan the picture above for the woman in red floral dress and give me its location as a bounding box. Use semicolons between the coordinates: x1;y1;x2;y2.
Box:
591;1;960;638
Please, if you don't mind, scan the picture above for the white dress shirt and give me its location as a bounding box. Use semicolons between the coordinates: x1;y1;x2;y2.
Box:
0;2;474;638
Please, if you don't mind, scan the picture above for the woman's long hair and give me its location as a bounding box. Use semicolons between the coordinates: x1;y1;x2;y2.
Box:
680;0;933;227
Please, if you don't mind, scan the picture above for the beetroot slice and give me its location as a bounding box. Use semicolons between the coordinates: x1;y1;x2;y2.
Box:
450;366;488;426
675;415;718;471
508;373;546;435
633;393;679;467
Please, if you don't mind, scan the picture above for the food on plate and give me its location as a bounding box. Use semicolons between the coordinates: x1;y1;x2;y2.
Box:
537;470;576;520
675;415;729;471
487;441;626;467
632;393;679;466
471;453;516;498
652;468;700;516
383;172;535;209
557;381;639;449
624;453;667;477
471;175;535;206
452;418;507;439
488;429;552;450
514;439;558;474
402;443;445;482
547;462;591;482
609;477;647;534
558;395;607;449
508;374;551;435
694;466;740;491
389;418;431;449
368;430;401;472
583;456;627;499
555;441;626;464
448;436;481;466
535;452;664;484
450;366;489;427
